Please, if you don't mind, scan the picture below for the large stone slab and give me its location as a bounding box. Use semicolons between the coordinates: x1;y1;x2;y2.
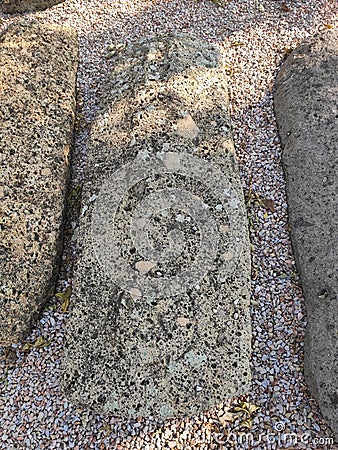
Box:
0;21;78;345
62;34;251;418
0;0;64;14
274;29;338;439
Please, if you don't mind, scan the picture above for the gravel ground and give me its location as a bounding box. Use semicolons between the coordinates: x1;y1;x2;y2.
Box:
1;0;337;449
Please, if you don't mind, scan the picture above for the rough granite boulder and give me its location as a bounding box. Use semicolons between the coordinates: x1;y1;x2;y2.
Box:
0;0;64;14
62;33;251;418
0;21;78;345
274;29;338;440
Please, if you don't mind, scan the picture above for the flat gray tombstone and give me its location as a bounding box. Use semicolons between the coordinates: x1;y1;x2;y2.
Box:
274;29;338;439
62;34;251;417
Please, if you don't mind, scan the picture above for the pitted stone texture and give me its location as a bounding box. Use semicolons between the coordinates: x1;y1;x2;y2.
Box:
274;29;338;440
62;34;251;418
0;21;78;344
0;0;64;14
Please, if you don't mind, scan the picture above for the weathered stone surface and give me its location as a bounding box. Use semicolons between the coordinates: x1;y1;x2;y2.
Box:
274;29;338;439
62;34;251;418
0;21;78;345
0;0;64;14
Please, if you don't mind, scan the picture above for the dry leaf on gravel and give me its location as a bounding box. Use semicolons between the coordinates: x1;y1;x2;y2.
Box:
240;418;253;429
55;285;72;312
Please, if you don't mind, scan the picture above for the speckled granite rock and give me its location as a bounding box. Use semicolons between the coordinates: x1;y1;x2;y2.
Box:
0;21;78;345
274;29;338;440
0;0;64;14
62;33;251;418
